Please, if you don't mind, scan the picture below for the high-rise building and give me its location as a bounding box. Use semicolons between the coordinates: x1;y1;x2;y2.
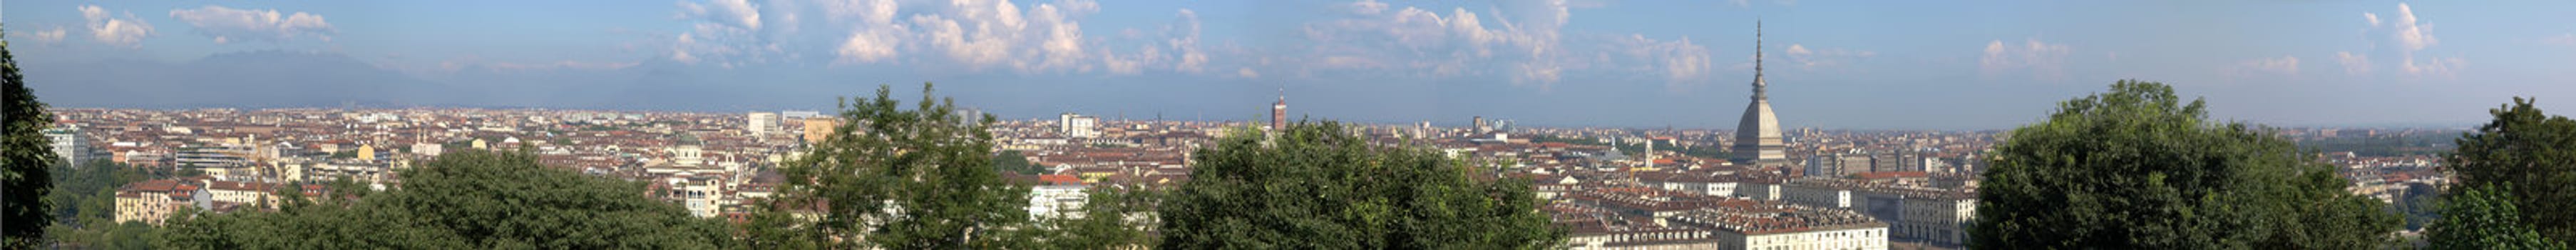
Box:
1060;113;1099;138
1271;89;1287;130
1731;21;1790;166
1473;116;1489;134
44;124;86;167
747;111;779;137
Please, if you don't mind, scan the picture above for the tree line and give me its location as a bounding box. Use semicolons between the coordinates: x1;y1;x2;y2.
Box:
1971;80;2573;249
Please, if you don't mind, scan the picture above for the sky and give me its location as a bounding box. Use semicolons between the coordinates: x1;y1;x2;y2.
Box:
5;0;2574;130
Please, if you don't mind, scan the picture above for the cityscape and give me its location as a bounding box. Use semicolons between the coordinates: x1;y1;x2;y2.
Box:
4;1;2572;249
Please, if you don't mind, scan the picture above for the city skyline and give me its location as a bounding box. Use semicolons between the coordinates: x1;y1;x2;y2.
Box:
11;0;2575;129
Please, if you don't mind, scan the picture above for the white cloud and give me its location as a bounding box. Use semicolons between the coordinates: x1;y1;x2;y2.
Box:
1979;39;2070;80
2231;56;2300;76
1292;0;1608;89
12;26;70;44
682;0;762;31
78;5;156;48
1169;9;1209;74
677;0;1190;75
1606;34;1710;89
2352;3;2460;77
1781;43;1872;70
1341;0;1391;15
168;5;335;44
2398;56;2463;76
2381;4;2434;51
1278;0;1737;91
1236;67;1261;79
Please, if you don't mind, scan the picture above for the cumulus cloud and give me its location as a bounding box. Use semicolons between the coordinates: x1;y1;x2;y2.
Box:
1979;39;2070;80
1290;0;1723;90
79;5;156;48
168;5;336;44
2346;3;2460;77
674;0;1190;74
2231;56;2300;76
1236;67;1261;79
1298;1;1546;77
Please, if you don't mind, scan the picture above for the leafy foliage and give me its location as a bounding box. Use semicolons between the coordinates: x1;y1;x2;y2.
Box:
1970;80;2399;249
2446;97;2576;242
753;83;1034;249
2426;185;2566;250
42;160;153;249
1158;121;1565;249
160;149;735;249
2;26;61;248
994;150;1045;175
1035;185;1159;249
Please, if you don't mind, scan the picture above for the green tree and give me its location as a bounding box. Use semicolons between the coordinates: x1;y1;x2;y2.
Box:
1970;80;2399;249
1158;121;1564;249
2446;97;2576;241
753;83;1034;249
41;160;148;249
2426;184;2566;250
994;150;1045;175
1;25;61;249
1037;185;1158;249
160;149;734;249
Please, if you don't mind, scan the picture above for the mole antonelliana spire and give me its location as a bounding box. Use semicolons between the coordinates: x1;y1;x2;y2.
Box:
1730;20;1789;166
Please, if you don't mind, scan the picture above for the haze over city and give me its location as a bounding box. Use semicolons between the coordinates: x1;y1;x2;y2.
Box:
9;0;2571;129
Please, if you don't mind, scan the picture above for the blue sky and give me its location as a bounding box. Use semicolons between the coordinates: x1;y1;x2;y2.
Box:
6;0;2574;129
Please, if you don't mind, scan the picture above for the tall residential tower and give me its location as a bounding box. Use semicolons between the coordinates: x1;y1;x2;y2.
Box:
1730;21;1790;166
1271;89;1287;130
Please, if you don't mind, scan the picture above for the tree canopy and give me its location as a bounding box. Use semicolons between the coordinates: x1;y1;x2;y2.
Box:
752;83;1035;249
2;26;62;249
1970;80;2398;249
42;160;153;249
1156;121;1564;249
2446;97;2576;242
2426;184;2566;250
160;149;735;249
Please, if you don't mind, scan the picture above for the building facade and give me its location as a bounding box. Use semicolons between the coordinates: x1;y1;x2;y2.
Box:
747;111;779;138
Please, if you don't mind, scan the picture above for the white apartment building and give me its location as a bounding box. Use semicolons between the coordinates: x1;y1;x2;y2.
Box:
1059;113;1099;138
1897;196;1976;246
747;111;778;137
1027;175;1089;221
